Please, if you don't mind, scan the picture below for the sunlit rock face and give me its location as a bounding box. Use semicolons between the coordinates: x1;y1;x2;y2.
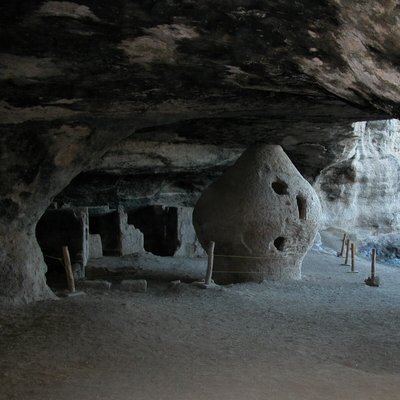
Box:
193;145;321;283
314;119;400;262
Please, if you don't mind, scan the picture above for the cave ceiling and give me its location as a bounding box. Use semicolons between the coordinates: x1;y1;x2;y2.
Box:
1;0;400;209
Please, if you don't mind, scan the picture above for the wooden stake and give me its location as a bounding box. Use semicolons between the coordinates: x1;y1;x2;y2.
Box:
365;248;379;287
62;246;76;293
339;233;347;257
371;248;377;279
344;239;350;265
350;242;357;273
205;241;215;285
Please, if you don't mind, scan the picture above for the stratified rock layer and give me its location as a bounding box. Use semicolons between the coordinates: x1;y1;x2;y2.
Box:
314;119;400;262
193;145;321;283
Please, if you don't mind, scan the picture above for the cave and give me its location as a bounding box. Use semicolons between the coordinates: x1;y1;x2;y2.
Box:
2;1;400;399
128;206;180;256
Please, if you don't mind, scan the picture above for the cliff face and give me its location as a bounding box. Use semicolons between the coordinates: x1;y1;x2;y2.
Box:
314;119;400;262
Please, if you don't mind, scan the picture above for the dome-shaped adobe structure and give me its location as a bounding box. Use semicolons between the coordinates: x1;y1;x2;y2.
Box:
193;144;321;284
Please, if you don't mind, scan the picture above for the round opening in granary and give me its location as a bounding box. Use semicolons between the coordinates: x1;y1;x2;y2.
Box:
272;180;289;195
274;236;286;251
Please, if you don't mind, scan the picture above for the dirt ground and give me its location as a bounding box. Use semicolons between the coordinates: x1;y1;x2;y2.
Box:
1;231;400;400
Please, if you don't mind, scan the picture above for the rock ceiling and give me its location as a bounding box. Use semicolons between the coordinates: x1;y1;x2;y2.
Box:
1;0;400;211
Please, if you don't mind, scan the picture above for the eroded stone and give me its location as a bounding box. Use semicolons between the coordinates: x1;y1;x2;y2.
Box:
76;280;112;290
193;145;321;283
120;279;147;293
89;234;103;259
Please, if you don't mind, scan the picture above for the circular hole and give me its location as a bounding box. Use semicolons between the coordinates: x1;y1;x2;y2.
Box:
274;237;285;251
272;180;288;195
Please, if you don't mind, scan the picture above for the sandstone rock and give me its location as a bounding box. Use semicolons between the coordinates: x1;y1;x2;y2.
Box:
76;280;112;290
174;207;206;258
89;234;103;259
118;207;145;256
193;145;321;283
314;120;400;262
0;226;56;305
120;279;147;293
72;263;85;280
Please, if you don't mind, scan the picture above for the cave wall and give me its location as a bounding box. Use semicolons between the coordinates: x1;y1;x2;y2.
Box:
89;234;103;259
314;119;400;261
118;207;145;256
175;207;206;258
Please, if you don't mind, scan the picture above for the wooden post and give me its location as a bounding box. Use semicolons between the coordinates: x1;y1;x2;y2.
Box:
62;246;76;293
339;233;347;257
350;242;357;272
365;248;379;286
344;239;350;265
371;248;377;279
205;241;215;285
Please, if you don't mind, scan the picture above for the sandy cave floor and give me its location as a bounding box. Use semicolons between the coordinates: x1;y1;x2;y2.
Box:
1;233;400;400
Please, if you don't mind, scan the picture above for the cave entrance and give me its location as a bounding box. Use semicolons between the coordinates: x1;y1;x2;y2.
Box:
128;206;179;256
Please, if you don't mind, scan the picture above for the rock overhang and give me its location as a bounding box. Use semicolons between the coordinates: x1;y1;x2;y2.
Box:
2;0;400;212
2;0;399;211
2;1;400;303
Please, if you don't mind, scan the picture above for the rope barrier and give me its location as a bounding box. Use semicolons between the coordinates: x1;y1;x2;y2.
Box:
43;254;79;264
43;254;63;262
212;270;265;274
213;254;271;260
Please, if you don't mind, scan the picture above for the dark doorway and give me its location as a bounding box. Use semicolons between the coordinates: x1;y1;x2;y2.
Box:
89;211;120;256
36;209;84;289
128;206;179;256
